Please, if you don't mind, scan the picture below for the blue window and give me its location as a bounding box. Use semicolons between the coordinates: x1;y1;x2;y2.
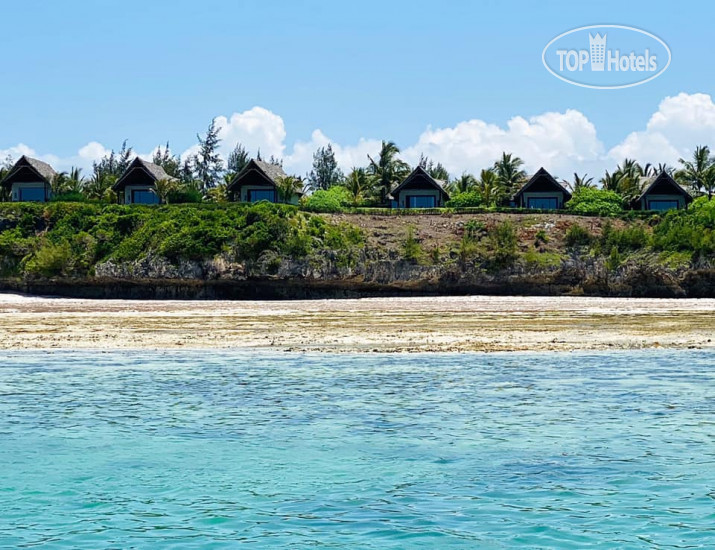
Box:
247;189;276;202
647;200;679;211
19;187;46;202
407;195;436;208
527;197;558;209
132;189;160;204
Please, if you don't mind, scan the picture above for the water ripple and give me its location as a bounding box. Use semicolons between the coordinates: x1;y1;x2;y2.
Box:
0;350;714;548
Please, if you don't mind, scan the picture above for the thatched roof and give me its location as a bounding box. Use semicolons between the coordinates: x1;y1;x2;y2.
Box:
636;172;692;202
227;158;288;191
113;157;174;190
1;155;57;187
513;167;572;200
389;166;449;200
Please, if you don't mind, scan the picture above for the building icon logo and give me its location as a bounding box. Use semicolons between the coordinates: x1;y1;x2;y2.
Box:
589;33;606;71
542;25;671;89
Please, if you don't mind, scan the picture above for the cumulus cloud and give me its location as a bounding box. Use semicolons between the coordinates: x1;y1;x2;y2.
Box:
4;93;715;182
401;109;605;179
607;93;715;166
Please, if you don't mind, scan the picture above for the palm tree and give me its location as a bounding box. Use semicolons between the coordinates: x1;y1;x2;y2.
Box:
476;169;503;206
276;175;302;204
367;141;410;205
343;167;370;206
600;170;621;192
570;173;594;192
50;172;69;195
493;152;527;199
677;145;715;198
613;159;648;202
449;173;477;194
154;178;179;204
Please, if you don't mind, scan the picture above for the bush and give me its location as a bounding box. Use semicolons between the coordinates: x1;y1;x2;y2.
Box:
302;186;352;212
566;188;625;216
445;191;483;208
24;239;73;277
167;187;203;204
488;221;518;268
401;226;423;262
50;192;87;203
565;224;592;247
600;221;649;254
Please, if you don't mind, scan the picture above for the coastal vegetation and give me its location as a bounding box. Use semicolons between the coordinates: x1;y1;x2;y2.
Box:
0;196;713;298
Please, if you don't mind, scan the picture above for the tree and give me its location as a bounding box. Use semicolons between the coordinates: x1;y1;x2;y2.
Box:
476;169;503;206
194;118;223;191
343;167;371;206
276;175;302;203
569;173;594;192
600;170;621;192
227;143;250;176
418;154;449;182
92;140;133;185
367;141;410;205
307;144;344;191
493;152;527;199
449;173;477;194
677;145;715;198
153;178;179;204
152;143;181;178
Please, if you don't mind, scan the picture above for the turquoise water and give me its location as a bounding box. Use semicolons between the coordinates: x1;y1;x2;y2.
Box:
1;350;714;548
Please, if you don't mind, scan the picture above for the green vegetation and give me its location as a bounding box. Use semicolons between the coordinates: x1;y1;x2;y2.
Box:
445;191;482;208
0;202;364;279
301;186;353;212
566;188;625;216
401;226;424;263
565;224;593;247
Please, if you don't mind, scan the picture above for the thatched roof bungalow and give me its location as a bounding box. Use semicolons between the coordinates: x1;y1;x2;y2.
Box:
513;167;571;209
389;166;449;208
227;159;301;204
634;172;692;211
112;157;174;204
0;156;57;202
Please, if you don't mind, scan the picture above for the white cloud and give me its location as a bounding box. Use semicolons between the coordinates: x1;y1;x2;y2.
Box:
401;109;604;179
284;129;382;176
607;93;715;166
4;93;715;182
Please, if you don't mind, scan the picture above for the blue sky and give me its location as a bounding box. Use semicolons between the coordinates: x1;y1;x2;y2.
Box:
1;0;714;179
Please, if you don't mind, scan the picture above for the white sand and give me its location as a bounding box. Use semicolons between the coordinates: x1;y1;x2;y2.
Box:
0;293;713;352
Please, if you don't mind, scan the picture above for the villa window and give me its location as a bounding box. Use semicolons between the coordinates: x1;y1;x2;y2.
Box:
527;197;558;209
407;195;436;208
19;187;46;202
131;189;160;204
248;189;276;202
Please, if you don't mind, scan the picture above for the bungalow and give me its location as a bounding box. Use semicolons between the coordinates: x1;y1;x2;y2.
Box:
513;167;571;209
112;157;174;204
635;172;692;211
389;166;449;208
227;159;301;204
0;156;56;202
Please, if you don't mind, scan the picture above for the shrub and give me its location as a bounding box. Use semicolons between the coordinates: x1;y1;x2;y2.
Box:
566;188;625;216
488;221;518;268
302;186;352;212
599;221;649;254
25;239;73;277
445;191;483;208
50;192;87;203
401;226;423;262
167;187;203;204
565;224;592;247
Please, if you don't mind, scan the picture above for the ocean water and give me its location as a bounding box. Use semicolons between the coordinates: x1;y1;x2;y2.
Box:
1;350;714;549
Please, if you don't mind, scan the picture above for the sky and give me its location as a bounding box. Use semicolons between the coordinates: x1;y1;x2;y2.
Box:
1;0;714;181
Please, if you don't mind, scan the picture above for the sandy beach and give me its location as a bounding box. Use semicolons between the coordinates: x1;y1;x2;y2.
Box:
0;293;713;352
